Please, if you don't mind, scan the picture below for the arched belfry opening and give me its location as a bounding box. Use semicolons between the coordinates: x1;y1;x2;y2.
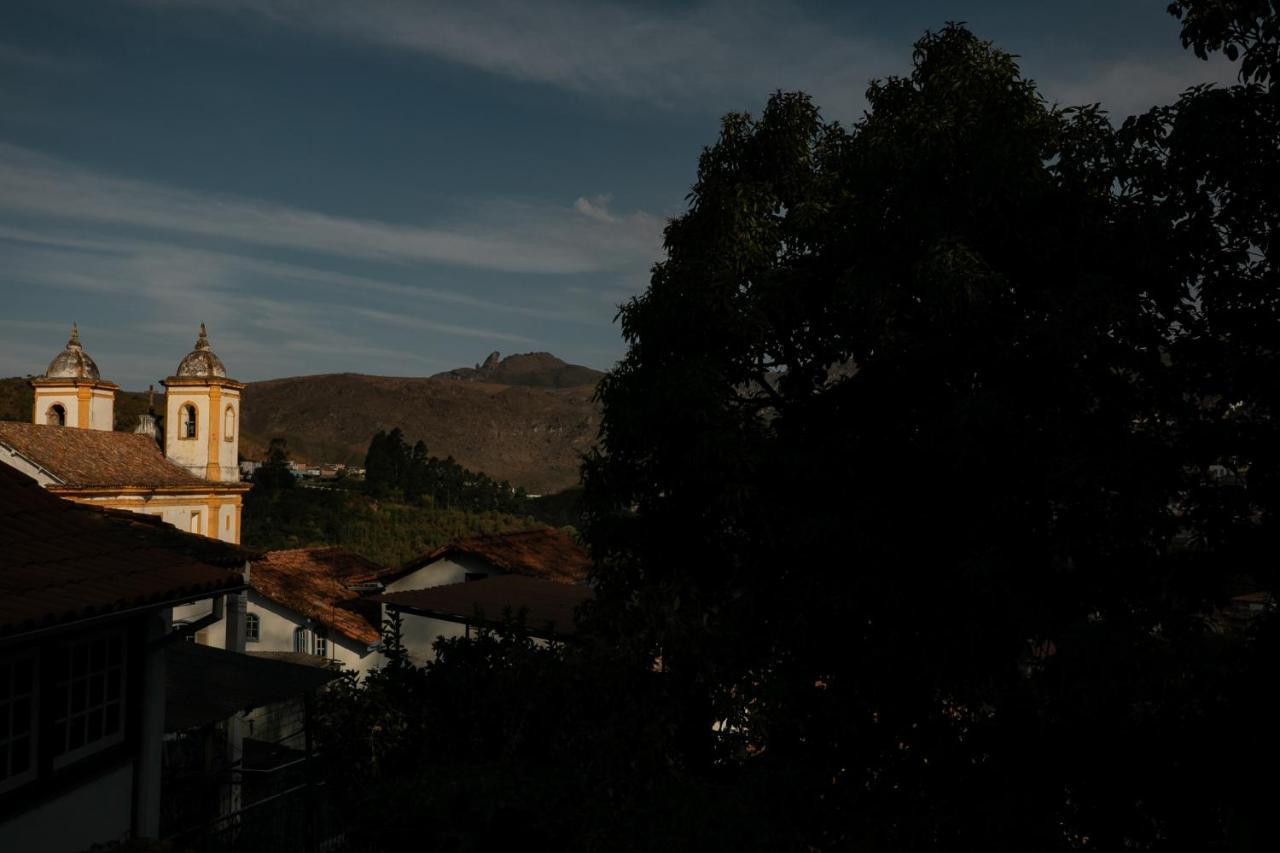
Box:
46;404;66;426
181;404;198;439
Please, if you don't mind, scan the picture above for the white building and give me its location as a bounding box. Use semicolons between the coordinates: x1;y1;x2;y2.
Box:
228;548;391;677
0;324;249;544
373;528;591;663
0;464;245;851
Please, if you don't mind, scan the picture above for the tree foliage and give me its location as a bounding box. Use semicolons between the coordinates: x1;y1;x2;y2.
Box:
578;17;1277;851
302;5;1279;850
363;427;530;513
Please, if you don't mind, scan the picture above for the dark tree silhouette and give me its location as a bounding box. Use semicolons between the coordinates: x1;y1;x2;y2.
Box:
581;18;1277;851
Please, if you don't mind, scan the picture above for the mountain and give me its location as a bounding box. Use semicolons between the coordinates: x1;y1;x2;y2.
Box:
239;373;598;493
431;351;605;388
1;353;604;493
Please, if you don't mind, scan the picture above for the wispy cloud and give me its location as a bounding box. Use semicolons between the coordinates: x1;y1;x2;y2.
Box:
0;143;662;276
1039;53;1239;120
135;0;894;118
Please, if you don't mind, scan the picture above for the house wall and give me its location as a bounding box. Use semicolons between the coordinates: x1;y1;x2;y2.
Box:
0;450;58;486
384;556;503;663
0;761;135;853
244;593;382;677
384;555;502;593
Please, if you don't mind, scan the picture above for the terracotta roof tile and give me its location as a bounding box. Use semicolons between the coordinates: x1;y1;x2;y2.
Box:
0;421;230;489
398;527;591;584
0;465;245;638
250;548;392;646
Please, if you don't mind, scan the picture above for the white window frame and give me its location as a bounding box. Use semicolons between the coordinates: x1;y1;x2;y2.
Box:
245;612;260;643
293;627;310;654
50;630;127;770
314;634;328;659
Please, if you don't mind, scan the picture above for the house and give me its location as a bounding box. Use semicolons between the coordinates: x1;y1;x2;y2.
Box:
0;464;245;851
0;324;249;543
238;548;391;677
377;574;593;643
374;528;591;662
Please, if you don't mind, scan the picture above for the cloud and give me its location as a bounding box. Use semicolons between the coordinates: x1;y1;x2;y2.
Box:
574;195;616;224
1037;53;1239;120
0;143;662;276
135;0;894;118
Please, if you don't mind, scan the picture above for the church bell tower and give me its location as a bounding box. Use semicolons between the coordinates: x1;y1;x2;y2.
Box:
161;324;243;481
31;323;118;430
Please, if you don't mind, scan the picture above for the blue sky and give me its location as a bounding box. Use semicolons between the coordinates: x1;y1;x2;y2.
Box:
0;1;1233;388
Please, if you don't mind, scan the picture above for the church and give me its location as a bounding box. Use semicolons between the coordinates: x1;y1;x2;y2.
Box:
0;324;249;543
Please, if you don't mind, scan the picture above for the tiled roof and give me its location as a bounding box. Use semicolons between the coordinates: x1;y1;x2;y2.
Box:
0;464;245;638
0;421;227;490
250;548;392;646
398;527;591;584
376;574;592;639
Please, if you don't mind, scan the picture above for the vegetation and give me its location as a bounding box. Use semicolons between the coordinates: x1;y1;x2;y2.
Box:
244;437;537;566
261;2;1280;849
363;427;531;514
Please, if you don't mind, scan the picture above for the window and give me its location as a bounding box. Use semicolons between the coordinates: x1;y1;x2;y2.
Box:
189;512;202;535
0;651;37;792
181;404;197;439
314;634;328;658
50;631;125;768
224;406;235;441
46;404;66;427
245;613;260;643
293;627;309;654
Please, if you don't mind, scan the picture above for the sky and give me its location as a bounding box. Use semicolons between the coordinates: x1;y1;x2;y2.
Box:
0;0;1235;388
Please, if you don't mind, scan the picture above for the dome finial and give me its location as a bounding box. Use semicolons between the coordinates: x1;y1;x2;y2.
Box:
44;322;100;380
174;323;228;378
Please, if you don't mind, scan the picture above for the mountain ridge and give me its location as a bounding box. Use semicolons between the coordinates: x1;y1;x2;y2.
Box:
0;353;604;494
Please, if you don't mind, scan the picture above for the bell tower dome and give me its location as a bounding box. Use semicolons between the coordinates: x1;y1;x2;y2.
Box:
30;323;118;430
161;324;243;481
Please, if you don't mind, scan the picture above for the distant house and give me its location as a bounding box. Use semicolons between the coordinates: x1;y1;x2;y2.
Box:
0;464;244;851
236;548;391;676
377;574;593;644
375;528;591;662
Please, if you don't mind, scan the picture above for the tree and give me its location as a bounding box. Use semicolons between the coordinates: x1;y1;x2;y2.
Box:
582;19;1276;850
252;437;295;491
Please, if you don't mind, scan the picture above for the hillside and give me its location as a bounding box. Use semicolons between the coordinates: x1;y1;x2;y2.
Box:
1;352;603;493
241;373;598;493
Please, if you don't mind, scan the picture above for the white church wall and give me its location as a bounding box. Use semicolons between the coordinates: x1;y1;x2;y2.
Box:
217;395;240;481
33;391;81;428
90;390;114;430
165;390;211;476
